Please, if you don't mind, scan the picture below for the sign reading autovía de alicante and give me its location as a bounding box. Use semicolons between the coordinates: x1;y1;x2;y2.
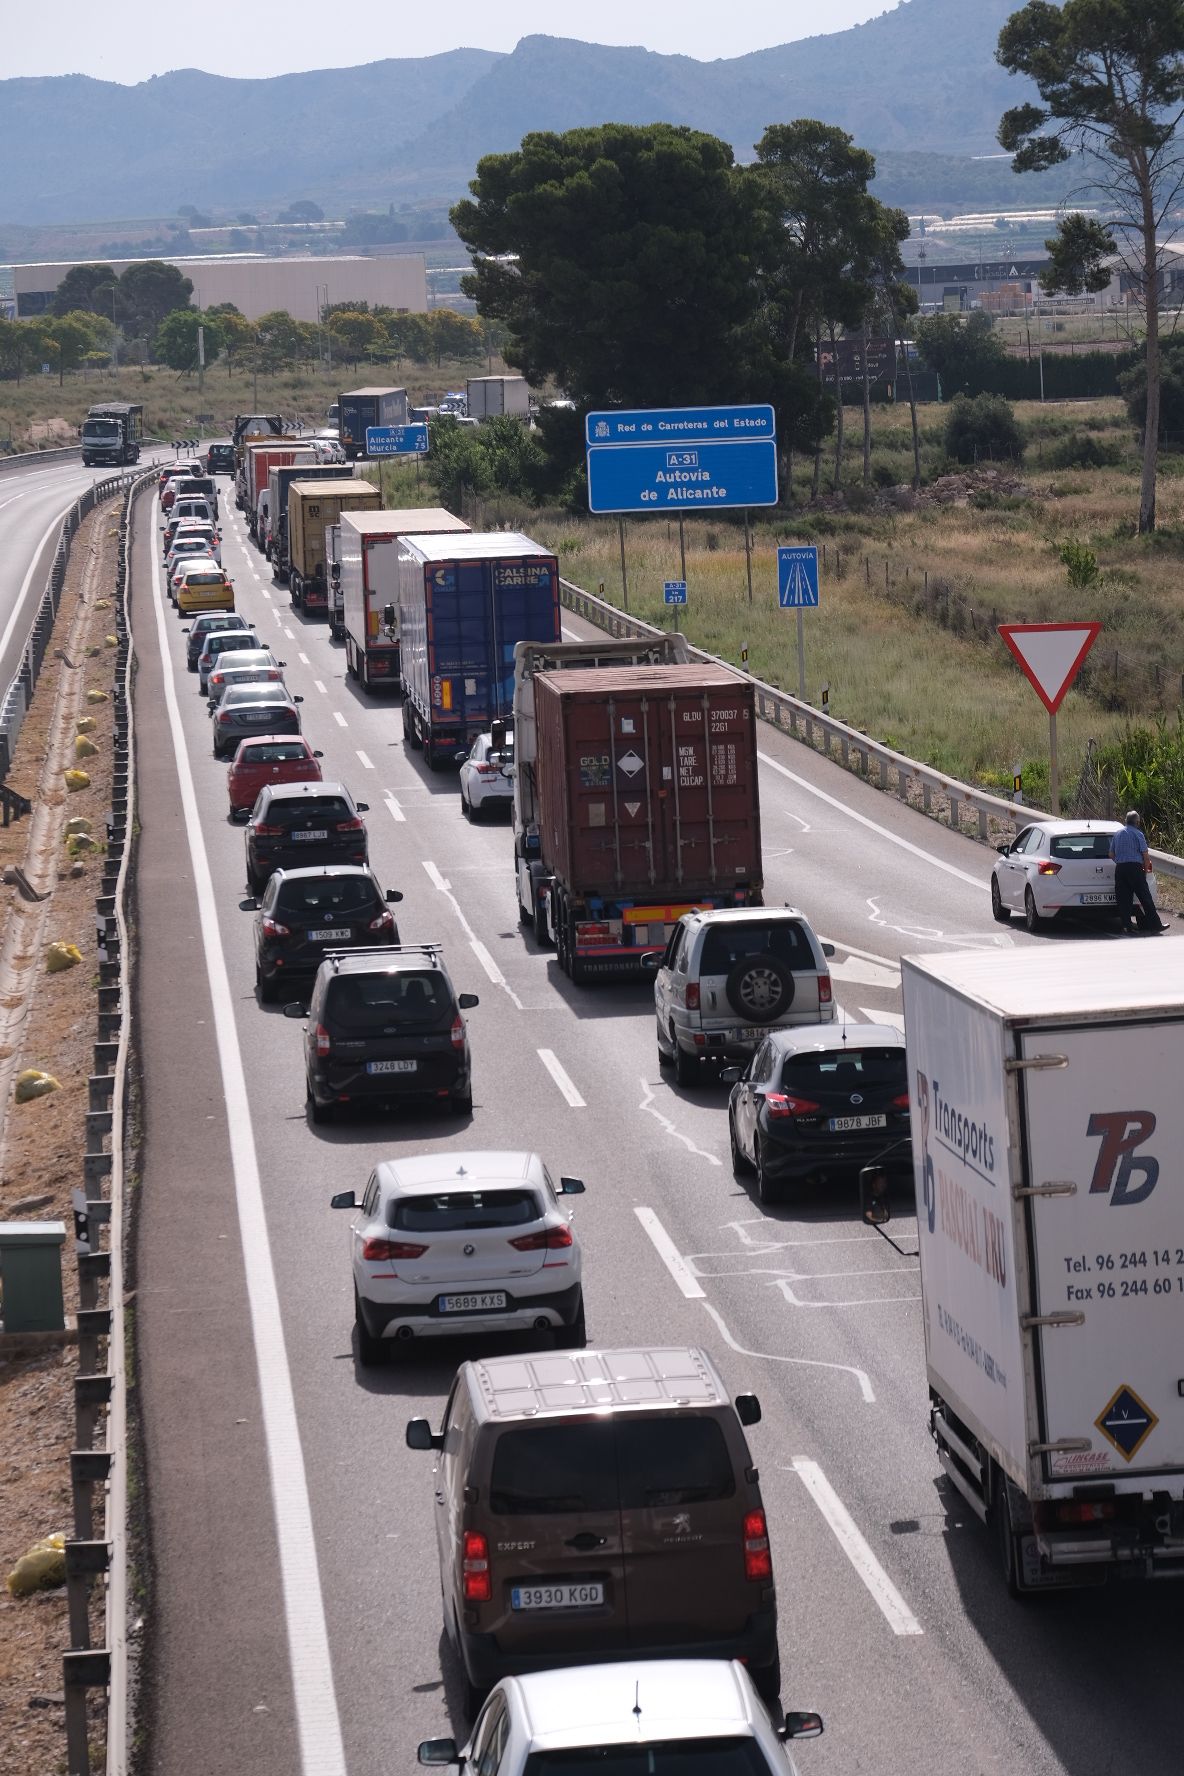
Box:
585;404;778;514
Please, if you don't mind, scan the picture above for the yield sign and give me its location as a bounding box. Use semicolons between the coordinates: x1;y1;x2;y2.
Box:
997;621;1102;714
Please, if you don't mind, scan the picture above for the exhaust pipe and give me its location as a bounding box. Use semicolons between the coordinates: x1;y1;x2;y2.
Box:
533;1316;551;1331
394;1325;414;1341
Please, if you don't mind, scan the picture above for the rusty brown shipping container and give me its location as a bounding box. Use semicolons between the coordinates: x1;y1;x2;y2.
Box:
533;664;763;901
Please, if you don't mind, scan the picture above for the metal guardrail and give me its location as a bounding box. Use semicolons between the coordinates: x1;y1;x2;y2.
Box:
0;443;83;471
558;576;1184;885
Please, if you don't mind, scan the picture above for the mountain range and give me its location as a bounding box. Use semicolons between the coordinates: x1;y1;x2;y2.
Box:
0;0;1047;226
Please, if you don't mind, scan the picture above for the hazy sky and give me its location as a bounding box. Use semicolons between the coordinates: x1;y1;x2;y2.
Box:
7;0;895;82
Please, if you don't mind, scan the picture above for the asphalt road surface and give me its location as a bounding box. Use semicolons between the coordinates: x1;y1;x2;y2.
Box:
127;481;1182;1776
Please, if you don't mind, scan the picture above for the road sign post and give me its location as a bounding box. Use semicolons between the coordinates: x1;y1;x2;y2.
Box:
998;621;1102;813
777;546;820;702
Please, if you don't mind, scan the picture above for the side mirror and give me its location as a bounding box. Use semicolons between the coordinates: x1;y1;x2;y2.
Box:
996;842;1011;856
559;1176;585;1195
781;1713;823;1742
293;695;304;703
406;1418;442;1452
313;750;324;758
278;659;287;667
822;941;835;958
386;889;403;902
639;951;661;971
330;1190;357;1209
418;1740;459;1767
181;627;191;634
721;1066;743;1084
735;1393;761;1427
458;993;479;1010
382;603;396;627
859;1164;892;1226
490;719;507;753
282;1002;307;1019
455;751;469;763
232;808;249;824
238;896;259;911
356;802;370;813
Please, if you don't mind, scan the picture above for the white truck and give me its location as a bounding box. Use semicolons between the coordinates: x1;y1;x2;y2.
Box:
466;375;530;421
339;508;469;690
886;942;1184;1593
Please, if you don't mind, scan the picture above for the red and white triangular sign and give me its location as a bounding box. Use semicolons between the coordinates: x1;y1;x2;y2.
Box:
997;621;1102;714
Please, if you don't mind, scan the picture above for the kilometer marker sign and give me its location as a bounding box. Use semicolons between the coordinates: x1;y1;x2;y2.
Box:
997;621;1102;714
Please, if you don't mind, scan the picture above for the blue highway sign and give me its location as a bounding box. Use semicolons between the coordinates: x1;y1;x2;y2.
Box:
586;404;775;446
663;581;688;605
587;438;778;515
777;545;820;608
366;423;429;457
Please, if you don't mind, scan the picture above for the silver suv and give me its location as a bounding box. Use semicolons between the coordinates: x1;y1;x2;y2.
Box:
649;907;835;1086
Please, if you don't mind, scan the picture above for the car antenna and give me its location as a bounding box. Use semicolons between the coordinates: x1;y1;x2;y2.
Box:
632;1681;642;1720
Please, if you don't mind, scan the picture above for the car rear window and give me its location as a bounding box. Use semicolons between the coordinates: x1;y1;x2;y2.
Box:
700;921;813;974
242;742;307;762
488;1418;734;1515
226;685;287;705
1050;832;1112;860
616;1417;734;1507
273;876;376;916
269;795;350;823
780;1048;906;1089
524;1741;773;1776
391;1189;540;1232
209;634;259;653
324;971;450;1029
183;573;224;586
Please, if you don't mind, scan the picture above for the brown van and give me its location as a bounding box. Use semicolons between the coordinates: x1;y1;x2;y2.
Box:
406;1347;778;1713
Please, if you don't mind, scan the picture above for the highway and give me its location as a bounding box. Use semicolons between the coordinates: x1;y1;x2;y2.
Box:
126;482;1182;1776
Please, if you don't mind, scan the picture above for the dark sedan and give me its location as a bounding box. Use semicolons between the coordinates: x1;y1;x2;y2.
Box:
725;1026;911;1204
251;866;402;1001
245;781;370;894
212;683;303;759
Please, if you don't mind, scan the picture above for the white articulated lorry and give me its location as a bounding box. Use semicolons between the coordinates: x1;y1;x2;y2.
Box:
892;942;1184;1593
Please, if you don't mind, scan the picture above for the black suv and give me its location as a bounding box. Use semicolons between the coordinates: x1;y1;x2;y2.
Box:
245;781;369;893
206;442;235;475
251;866;402;1001
285;945;478;1123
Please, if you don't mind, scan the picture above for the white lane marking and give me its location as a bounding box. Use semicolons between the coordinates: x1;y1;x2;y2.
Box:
299;652;310;665
638;1077;721;1166
634;1206;705;1299
862;1007;905;1032
866;894;1013;951
262;588;272;600
271;608;282;624
757;751;987;891
0;505;77;666
700;1300;875;1404
561;624;581;641
824;934;909;969
332;711;347;728
537;1047;586;1108
284;626;295;639
829;953;900;989
314;679;327;694
356;749;375;770
790;1459;924;1636
773;1276;921;1309
836;1002;855;1023
422;859;525;1010
0;490;28;513
147;510;347;1774
385;793;405;823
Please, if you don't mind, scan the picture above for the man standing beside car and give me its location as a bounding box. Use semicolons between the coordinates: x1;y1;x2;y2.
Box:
1110;811;1168;933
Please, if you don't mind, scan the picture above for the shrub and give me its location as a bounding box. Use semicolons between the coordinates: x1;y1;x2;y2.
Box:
1060;541;1099;589
1046;432;1124;470
943;394;1025;465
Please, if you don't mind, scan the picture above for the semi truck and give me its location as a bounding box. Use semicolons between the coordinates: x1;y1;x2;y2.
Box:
466;376;529;421
511;639;764;980
285;479;381;614
231;413;285;470
339;508;469;684
398;533;560;769
880;942;1184;1593
337;387;409;459
238;443;312;535
81;403;143;467
267;462;350;578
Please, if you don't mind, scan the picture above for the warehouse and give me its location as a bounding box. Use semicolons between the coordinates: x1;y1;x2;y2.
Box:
12;253;427;321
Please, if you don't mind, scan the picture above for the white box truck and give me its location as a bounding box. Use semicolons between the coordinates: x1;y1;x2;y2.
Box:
466;375;530;421
893;942;1184;1593
339;508;469;691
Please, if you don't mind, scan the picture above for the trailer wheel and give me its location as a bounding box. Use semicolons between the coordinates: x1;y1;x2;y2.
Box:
992;1467;1027;1599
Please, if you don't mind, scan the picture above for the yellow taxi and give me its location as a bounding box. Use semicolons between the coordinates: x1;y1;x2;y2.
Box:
175;563;235;615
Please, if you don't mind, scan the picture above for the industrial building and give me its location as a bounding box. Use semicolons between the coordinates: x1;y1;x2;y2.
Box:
11;253;427;322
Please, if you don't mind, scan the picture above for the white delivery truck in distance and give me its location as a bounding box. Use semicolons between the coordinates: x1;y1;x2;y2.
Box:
339;508;469;691
889;942;1184;1593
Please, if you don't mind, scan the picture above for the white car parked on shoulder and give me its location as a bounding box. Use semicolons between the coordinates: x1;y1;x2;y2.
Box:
991;818;1157;932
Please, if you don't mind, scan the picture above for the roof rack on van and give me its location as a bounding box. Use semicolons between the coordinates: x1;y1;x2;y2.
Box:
321;943;444;967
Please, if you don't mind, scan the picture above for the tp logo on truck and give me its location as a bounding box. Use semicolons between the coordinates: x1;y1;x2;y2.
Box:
916;1070;936;1233
1086;1110;1159;1206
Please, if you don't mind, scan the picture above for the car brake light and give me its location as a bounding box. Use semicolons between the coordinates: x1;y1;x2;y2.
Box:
817;973;832;1004
362;1237;429;1261
261;917;290;938
450;1015;466;1050
218;710;234;722
764;1092;820;1119
684;983;701;1011
367;910;395;933
891;1093;911;1110
463;1531;491;1602
743;1509;772;1581
334;816;364;832
1038;861;1061;876
314;1023;330;1057
253;821;283;836
475;763;497;776
508;1225;574;1251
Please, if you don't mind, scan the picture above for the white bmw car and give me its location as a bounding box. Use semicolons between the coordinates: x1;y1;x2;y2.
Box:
991;818;1158;932
330;1149;586;1363
458;729;514;818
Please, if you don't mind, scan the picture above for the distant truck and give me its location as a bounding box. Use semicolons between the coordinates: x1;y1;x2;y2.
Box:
885;942;1184;1593
231;413;285;470
466;376;529;421
285;479;381;614
398;532;561;769
267;462;351;578
337;387;409;459
238;443;311;533
511;640;764;980
81;403;143;467
339;508;470;684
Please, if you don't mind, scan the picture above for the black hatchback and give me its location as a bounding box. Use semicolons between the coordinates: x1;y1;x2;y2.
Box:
285;945;478;1123
725;1026;911;1203
245;781;369;893
206;442;235;475
251;867;403;1001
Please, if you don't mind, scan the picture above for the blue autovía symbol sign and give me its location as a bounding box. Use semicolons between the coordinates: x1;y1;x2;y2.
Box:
663;581;687;605
366;423;429;457
777;545;820;608
585;404;778;514
1095;1383;1158;1461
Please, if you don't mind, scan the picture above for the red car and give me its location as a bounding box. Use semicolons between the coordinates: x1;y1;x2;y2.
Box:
227;735;323;818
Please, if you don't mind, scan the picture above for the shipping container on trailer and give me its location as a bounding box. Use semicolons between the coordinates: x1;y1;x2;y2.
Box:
266;462;351;580
339;508;469;684
397;532;560;766
337;386;410;459
897;941;1184;1593
285;479;381;613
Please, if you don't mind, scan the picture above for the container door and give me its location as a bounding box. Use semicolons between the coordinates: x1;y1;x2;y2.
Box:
489;559;560;717
1021;1020;1184;1482
426;563;491;734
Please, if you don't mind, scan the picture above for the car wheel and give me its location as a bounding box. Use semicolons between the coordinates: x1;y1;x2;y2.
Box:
354;1290;385;1367
462;1671;486;1725
255;966;277;1004
306;1079;331;1125
991;876;1011;924
674;1039;698;1088
725;952;794;1024
993;1466;1028;1599
449;1089;473;1116
755;1138;779;1205
657;1019;673;1069
730;1111;753;1175
1024;887;1044;934
553;1293;586;1349
460;787;471;820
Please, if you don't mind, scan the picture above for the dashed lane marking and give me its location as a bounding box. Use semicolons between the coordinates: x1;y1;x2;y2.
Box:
537;1048;586;1108
789;1458;924;1636
634;1206;704;1299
